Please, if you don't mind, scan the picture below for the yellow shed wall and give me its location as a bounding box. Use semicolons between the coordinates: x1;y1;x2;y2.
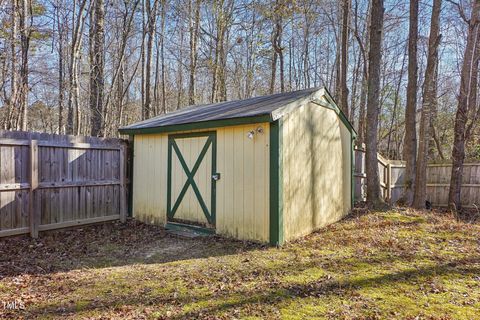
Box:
132;123;270;242
282;102;352;242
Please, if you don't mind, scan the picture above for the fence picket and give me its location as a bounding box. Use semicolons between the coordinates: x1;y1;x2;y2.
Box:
0;131;129;238
354;147;480;208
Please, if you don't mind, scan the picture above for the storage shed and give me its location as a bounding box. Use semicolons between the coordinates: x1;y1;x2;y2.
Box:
119;87;356;245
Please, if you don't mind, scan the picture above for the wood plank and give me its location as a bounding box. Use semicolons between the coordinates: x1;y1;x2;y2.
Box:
243;126;255;240
38;214;120;231
254;124;266;241
119;146;127;222
427;163;480;167
0;227;30;238
233;127;244;239
216;129;225;233
85;186;92;219
0;138;30;146
0;183;31;191
37;141;121;150
38;180;121;188
29;140;39;238
0;146;13;231
20;146;29;228
223;128;234;237
51;147;60;224
426;183;480;188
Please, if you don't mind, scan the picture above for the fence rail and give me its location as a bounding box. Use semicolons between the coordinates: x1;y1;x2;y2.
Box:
0;131;128;238
354;146;480;208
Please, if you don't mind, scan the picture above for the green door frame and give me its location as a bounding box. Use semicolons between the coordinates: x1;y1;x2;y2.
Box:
167;131;217;228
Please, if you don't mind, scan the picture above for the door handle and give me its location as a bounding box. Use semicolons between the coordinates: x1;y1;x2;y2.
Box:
212;173;221;181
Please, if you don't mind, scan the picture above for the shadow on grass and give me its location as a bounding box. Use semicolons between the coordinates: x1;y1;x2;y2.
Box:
21;249;480;319
172;256;480;319
0;220;263;278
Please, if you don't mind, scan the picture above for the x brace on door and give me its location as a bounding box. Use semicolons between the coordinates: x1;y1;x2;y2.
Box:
167;132;216;226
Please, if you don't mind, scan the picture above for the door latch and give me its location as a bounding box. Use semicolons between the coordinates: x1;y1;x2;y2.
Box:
212;173;221;181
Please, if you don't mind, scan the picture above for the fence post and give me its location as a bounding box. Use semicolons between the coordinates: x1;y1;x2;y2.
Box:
29;139;39;238
119;144;127;223
387;163;392;203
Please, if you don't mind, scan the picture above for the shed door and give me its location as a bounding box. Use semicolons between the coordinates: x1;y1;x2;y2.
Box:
167;131;217;229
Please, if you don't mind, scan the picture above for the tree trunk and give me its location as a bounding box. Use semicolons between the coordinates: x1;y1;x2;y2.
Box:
160;0;167;113
448;0;480;210
210;0;230;102
140;0;146;119
272;0;284;93
19;0;31;131
365;0;384;207
387;47;407;158
402;0;419;205
143;0;158;119
353;0;369;144
412;0;442;209
270;50;277;94
188;0;201;105
7;0;19;130
67;0;88;135
56;2;65;134
340;0;350;118
177;30;184;110
89;0;105;137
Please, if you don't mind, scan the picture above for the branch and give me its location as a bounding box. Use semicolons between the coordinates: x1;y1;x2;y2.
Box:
445;0;469;24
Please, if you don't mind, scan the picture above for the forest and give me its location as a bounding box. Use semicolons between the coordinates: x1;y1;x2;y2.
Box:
0;0;479;208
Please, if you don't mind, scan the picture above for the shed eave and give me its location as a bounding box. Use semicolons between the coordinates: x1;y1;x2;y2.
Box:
270;88;324;121
314;87;358;138
118;114;272;135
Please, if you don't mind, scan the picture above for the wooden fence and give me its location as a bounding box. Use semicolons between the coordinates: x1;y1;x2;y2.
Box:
354;146;480;208
0;131;128;238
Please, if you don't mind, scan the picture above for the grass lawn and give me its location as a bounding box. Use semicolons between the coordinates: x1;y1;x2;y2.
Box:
1;208;479;319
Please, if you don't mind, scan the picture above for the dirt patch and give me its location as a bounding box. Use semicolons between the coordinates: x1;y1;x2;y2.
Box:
0;220;259;278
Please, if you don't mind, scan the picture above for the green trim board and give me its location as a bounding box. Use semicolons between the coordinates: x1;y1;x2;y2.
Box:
351;136;355;209
119;115;272;135
128;134;134;217
269;120;284;246
167;131;217;228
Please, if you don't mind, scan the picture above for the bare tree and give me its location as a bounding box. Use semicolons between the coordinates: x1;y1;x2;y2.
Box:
402;0;419;205
270;0;286;93
54;0;67;134
339;0;350;118
143;0;159;119
448;0;480;210
67;0;89;134
211;0;233;102
365;0;384;207
413;0;442;209
18;0;32;131
352;0;369;144
5;0;19;130
188;0;201;105
160;0;167;113
89;0;105;136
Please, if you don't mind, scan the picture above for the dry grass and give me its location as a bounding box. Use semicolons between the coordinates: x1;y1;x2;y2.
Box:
1;208;479;319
